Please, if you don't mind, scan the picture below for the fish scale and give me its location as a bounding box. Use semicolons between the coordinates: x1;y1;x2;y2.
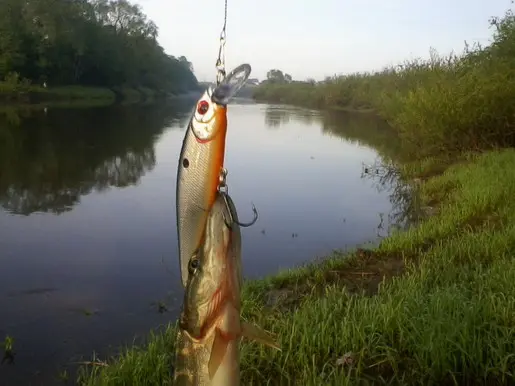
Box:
176;97;227;287
173;193;279;385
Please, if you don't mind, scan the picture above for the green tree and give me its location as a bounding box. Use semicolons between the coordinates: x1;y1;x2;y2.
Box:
0;0;199;94
178;56;194;72
265;69;292;84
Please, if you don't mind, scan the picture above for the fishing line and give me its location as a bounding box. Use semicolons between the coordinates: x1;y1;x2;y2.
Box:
215;0;228;85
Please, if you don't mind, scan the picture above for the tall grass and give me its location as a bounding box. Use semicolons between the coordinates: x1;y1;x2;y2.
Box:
254;7;515;159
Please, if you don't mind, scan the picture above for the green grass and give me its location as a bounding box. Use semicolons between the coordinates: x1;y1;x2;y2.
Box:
0;83;167;105
78;149;515;385
76;328;177;386
43;86;117;101
0;72;167;105
0;82;116;104
254;7;515;160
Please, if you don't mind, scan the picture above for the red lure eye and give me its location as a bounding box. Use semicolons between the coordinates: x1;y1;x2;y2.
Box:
197;100;209;115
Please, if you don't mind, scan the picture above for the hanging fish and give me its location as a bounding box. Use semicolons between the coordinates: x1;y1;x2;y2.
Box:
176;64;252;287
173;192;280;385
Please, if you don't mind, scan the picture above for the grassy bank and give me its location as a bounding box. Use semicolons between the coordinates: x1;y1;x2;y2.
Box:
254;8;515;160
0;74;181;105
0;84;183;105
77;149;515;385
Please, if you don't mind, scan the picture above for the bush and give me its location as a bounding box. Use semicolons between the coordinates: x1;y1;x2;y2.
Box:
254;7;515;159
0;72;33;93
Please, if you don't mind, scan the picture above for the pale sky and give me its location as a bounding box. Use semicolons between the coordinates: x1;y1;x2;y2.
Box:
134;0;511;82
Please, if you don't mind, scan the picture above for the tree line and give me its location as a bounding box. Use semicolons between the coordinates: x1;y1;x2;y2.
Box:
0;0;199;94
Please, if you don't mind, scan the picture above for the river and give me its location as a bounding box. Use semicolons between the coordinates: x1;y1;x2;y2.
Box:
0;100;408;385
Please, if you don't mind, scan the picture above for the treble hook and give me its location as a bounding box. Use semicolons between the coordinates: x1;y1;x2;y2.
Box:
234;202;258;228
222;192;258;229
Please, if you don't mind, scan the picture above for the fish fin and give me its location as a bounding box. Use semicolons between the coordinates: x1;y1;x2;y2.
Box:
208;328;229;379
241;321;281;351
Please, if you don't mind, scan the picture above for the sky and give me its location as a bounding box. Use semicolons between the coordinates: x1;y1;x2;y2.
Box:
133;0;511;82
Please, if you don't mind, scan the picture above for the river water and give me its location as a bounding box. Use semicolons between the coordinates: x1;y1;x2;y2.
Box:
0;100;407;385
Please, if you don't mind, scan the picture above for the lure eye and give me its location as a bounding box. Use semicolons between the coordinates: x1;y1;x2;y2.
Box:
197;100;209;115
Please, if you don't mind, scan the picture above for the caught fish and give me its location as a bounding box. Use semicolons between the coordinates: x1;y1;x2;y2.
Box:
176;64;252;287
173;192;280;385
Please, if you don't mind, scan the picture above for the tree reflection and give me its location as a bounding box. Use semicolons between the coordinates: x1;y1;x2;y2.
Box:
262;105;421;232
264;105;320;129
264;105;291;128
305;109;422;231
0;101;192;215
263;105;402;163
318;110;404;163
360;160;423;233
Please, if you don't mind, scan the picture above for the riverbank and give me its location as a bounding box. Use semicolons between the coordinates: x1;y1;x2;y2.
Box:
76;148;515;385
0;84;197;106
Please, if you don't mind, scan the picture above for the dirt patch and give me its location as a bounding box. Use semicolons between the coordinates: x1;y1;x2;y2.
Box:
323;248;405;296
464;212;504;232
415;154;473;181
416;164;450;180
423;180;458;206
263;249;406;312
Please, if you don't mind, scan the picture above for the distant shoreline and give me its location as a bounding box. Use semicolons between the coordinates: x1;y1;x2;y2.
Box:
0;85;202;106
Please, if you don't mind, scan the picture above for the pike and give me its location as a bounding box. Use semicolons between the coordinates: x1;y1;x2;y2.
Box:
176;64;252;288
173;192;280;385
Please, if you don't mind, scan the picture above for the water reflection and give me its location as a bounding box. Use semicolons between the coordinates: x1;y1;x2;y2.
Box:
263;105;402;162
263;104;417;237
264;105;290;128
0;102;191;215
361;160;423;233
263;105;319;129
319;110;420;233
